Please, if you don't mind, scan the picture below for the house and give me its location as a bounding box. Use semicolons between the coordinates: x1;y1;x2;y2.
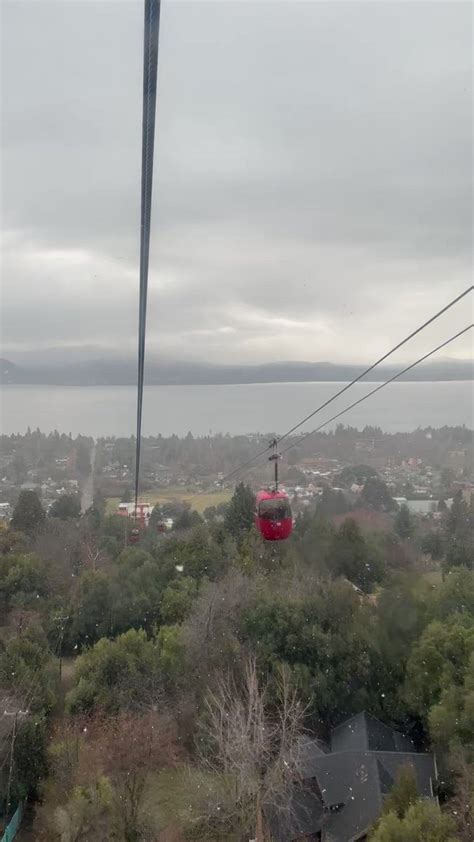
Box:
267;712;437;842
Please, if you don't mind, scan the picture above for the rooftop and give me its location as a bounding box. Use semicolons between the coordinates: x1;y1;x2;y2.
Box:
267;712;436;842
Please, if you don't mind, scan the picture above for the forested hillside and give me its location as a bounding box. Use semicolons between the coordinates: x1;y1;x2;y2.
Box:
0;474;472;840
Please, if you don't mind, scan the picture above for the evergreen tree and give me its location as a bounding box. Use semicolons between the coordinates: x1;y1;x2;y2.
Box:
318;487;349;516
49;494;81;520
224;482;255;541
121;486;133;503
368;800;457;841
11;490;45;534
329;517;384;591
173;508;203;531
360;478;396;512
395;504;414;539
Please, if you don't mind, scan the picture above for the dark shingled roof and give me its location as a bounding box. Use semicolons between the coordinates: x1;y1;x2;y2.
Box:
266;785;324;842
316;751;436;841
330;712;415;754
292;735;329;778
273;712;437;841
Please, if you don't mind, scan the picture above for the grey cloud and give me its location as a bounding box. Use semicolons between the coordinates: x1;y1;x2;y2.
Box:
1;0;472;363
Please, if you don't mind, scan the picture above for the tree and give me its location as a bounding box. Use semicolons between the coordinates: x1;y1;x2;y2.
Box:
237;573;393;721
12;715;49;803
224;482;255;541
53;776;113;842
428;649;474;749
200;657;305;842
0;625;55;711
404;614;474;727
173;508;203;531
68;571;113;650
66;629;162;713
430;568;474;620
360;478;396;512
448;747;474;842
395;504;414;539
43;712;179;842
156;624;187;689
11;490;45;534
368;800;457;841
293;510;334;572
328;518;385;592
421;531;444;560
49;494;81;520
121;486;133;503
88;712;178;842
337;464;378;487
161;526;228;582
444;538;473;573
161;576;197;624
0;553;50;612
382;764;419;819
318;487;349;516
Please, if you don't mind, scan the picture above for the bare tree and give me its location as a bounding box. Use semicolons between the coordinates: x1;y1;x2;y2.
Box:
450;748;474;842
200;656;305;842
84;711;180;841
36;712;180;842
82;541;104;573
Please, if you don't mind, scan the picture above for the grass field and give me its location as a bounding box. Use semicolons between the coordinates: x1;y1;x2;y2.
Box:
105;487;232;516
145;768;238;842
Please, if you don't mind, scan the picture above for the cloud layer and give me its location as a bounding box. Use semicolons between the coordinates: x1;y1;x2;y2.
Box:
2;0;472;364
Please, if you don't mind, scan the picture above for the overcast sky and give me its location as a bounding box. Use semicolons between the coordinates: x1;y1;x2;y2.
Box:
1;0;472;366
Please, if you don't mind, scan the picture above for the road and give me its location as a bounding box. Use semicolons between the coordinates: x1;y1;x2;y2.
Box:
81;443;96;513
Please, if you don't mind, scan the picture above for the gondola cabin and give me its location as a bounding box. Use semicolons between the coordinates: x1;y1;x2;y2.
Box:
255;489;293;541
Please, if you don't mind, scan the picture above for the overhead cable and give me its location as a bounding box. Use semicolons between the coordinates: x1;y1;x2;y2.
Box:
221;296;473;484
134;0;161;515
279;323;473;455
277;284;473;445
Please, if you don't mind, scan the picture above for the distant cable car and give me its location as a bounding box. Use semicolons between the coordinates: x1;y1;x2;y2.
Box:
254;439;293;541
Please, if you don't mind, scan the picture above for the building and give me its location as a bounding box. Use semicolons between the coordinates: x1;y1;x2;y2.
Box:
267;712;437;842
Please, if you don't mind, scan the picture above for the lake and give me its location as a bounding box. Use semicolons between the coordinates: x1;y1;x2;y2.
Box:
0;381;472;438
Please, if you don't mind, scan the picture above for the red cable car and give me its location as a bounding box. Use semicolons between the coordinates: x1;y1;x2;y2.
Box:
254;440;293;541
255;488;293;541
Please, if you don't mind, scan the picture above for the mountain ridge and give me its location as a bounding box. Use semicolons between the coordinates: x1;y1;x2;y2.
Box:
1;357;472;386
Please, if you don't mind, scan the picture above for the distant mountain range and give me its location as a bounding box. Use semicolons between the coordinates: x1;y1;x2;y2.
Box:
1;357;472;386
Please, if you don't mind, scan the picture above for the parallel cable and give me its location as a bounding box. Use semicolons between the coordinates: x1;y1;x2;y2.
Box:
221;286;473;482
134;0;162;516
278;324;473;456
278;285;472;445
